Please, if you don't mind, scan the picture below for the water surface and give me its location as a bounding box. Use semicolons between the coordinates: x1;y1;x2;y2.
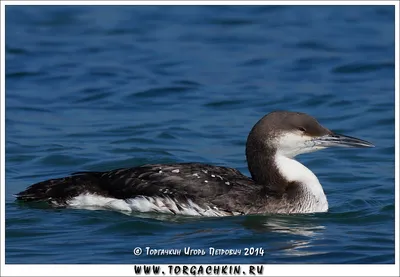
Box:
5;5;395;264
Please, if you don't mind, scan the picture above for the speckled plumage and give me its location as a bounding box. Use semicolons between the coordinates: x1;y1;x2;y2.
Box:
15;162;320;215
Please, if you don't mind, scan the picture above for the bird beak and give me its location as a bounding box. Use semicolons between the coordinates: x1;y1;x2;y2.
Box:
312;133;375;148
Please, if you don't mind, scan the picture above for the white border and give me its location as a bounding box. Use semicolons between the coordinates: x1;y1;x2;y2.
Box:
2;264;399;277
394;0;399;272
1;0;6;272
1;1;399;277
0;0;399;6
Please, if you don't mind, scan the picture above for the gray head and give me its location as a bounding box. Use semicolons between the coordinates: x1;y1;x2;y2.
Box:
246;111;374;159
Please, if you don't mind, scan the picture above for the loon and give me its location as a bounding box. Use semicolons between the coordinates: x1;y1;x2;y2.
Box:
16;111;374;216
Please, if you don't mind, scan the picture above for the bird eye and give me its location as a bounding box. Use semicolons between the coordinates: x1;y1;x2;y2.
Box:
298;127;306;132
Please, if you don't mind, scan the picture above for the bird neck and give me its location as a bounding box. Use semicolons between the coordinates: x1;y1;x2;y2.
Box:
245;140;326;202
274;153;326;201
246;139;286;192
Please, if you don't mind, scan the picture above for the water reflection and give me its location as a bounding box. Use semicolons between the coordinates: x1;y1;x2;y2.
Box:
241;215;328;257
244;215;325;235
120;209;328;258
126;211;328;255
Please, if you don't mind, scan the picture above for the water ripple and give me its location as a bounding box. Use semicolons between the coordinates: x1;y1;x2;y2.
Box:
5;5;394;264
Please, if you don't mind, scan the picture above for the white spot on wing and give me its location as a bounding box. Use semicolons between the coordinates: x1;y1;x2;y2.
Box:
192;173;200;178
172;169;180;173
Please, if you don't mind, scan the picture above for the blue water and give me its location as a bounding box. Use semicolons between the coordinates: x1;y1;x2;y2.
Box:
5;5;395;264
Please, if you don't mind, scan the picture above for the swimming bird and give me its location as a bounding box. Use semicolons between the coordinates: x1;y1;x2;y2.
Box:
16;111;374;216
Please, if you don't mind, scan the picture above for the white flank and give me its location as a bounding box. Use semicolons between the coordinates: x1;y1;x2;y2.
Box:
66;194;229;217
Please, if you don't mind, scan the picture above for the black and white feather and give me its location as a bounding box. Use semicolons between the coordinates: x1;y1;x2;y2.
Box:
16;163;266;216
